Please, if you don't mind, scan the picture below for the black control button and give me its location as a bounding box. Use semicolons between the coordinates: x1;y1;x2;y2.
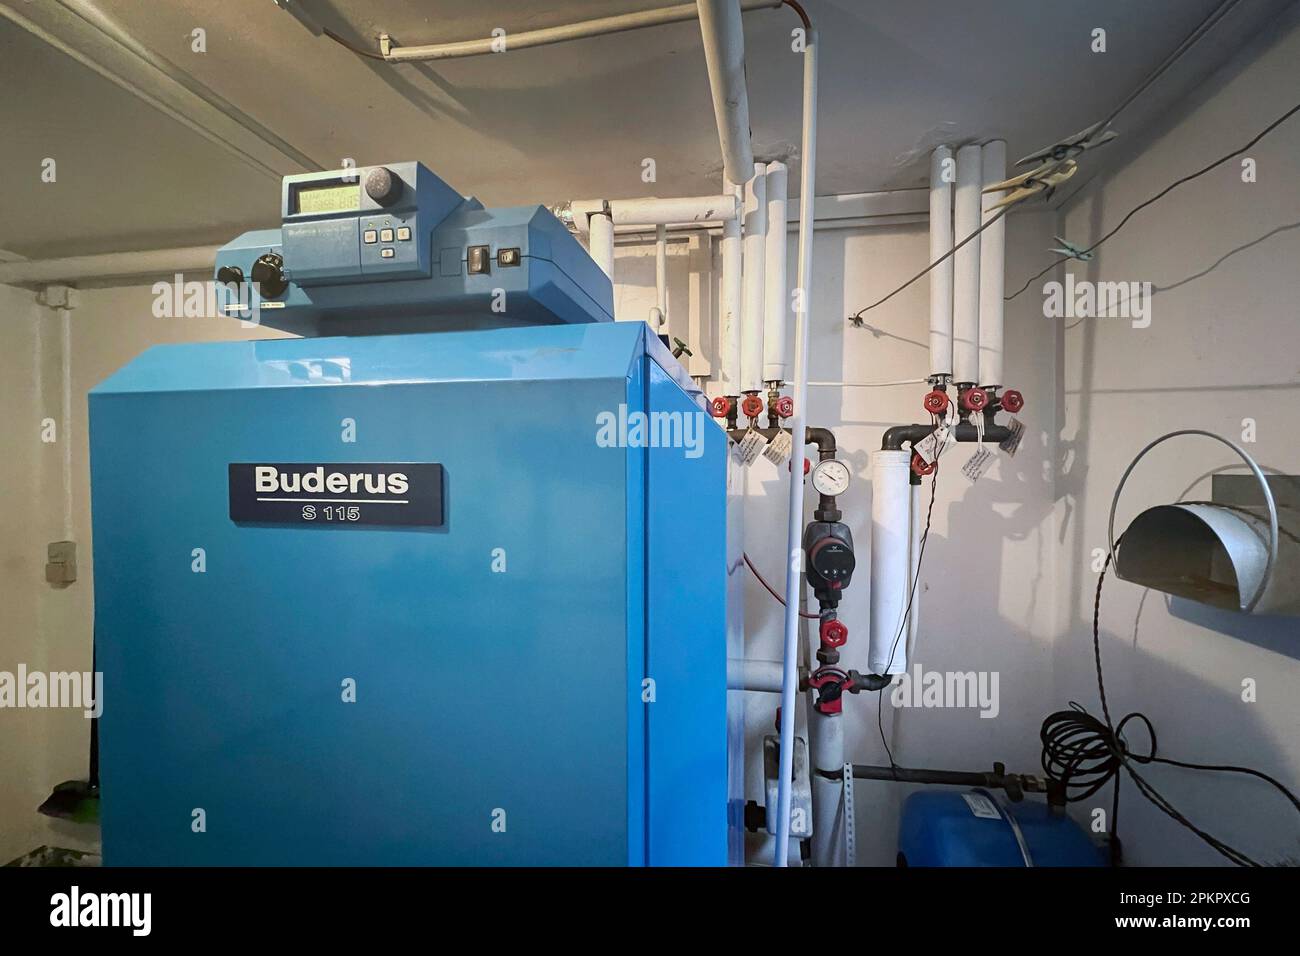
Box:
250;252;288;298
467;245;491;275
365;167;402;206
216;265;244;287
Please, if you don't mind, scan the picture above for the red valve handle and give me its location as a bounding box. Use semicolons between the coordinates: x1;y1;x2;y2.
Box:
961;388;989;411
923;390;950;416
710;396;732;418
740;394;765;419
773;395;794;419
911;452;935;476
1000;389;1024;413
820;619;848;648
789;456;811;475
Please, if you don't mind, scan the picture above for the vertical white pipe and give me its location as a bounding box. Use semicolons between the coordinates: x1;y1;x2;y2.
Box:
928;146;954;379
740;162;767;392
907;481;922;659
869;450;912;676
654;223;668;330
588;210;615;281
774;27;818;870
979;139;1007;389
952;144;982;384
696;0;756;187
808;708;843;866
720;183;744;393
762;160;789;383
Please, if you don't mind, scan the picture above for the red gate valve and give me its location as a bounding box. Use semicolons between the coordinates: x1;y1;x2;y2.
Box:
960;387;989;412
820;618;848;648
1000;389;1024;413
740;394;765;419
809;668;854;715
772;395;795;419
923;389;950;416
911;452;936;476
710;396;732;418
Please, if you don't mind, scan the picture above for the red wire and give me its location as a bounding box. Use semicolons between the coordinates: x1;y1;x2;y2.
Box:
744;553;819;619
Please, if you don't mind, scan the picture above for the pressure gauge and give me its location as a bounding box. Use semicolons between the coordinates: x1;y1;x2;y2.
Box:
811;459;851;496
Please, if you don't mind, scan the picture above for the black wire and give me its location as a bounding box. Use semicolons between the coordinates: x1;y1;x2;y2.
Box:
1039;543;1300;866
1006;99;1300;301
876;458;940;772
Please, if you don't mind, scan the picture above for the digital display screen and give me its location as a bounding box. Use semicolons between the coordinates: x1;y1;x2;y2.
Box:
295;183;361;214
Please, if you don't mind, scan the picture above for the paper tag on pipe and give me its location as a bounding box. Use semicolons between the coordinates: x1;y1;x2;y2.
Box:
999;417;1025;457
961;445;995;483
735;428;768;467
762;429;793;465
914;428;952;465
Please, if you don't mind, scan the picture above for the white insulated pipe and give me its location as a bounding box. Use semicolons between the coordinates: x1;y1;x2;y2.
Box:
697;0;756;187
381;0;782;62
952;144;982;385
774;27;819;870
869;450;912;677
762;161;789;384
727;657;784;692
570;194;739;231
907;481;923;661
808;707;844;867
928;146;954;379
654;224;668;329
740;163;767;393
978;140;1007;389
588;210;615;281
0;246;221;286
719;183;744;393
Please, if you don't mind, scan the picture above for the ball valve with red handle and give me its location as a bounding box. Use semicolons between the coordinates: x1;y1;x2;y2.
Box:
1000;389;1025;413
820;618;848;648
923;390;950;416
808;668;854;715
960;387;989;412
740;394;765;420
710;396;732;419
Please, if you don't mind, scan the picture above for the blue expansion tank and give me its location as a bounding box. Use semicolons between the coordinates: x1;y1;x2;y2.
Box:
88;163;732;865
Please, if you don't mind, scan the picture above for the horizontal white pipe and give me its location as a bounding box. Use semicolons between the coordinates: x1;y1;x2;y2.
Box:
571;194;740;232
697;0;756;186
740;163;767;392
727;658;784;693
763;161;789;383
0;246;221;286
588;211;615;281
719;183;744;393
869;450;912;676
952;144;982;384
807;378;926;388
928;146;954;379
979;140;1007;388
382;0;782;61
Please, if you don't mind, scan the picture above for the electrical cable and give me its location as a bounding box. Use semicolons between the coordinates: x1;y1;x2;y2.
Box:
1007;99;1300;301
744;552;819;619
323;27;387;60
1039;543;1300;866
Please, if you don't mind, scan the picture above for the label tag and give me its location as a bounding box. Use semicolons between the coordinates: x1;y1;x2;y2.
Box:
763;429;793;465
915;427;952;465
229;462;444;527
999;417;1025;457
961;792;1001;820
735;428;768;467
961;446;995;483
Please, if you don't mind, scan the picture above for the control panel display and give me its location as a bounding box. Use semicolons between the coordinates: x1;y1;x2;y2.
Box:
295;182;361;214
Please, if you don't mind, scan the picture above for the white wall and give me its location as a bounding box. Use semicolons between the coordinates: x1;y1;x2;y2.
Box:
1052;7;1300;866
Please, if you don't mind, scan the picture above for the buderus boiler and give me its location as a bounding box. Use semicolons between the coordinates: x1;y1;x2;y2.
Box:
89;163;735;865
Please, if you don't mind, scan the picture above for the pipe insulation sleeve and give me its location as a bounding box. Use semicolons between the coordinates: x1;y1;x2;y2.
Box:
952;144;982;384
740;163;767;392
762;161;789;383
588;211;615;281
869;450;913;676
978;140;1007;388
697;0;757;186
719;183;745;392
928;146;954;378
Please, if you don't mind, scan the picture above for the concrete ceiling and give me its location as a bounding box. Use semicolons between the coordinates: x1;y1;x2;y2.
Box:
1;0;1292;259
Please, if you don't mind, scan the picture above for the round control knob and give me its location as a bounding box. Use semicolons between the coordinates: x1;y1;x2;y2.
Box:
250;253;287;299
365;167;402;206
961;387;989;412
710;396;732;418
923;389;950;416
773;395;794;419
1001;389;1025;413
820;619;849;648
216;265;244;288
740;394;765;419
911;452;935;476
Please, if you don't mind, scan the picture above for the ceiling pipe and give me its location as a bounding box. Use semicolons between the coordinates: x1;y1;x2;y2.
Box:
0;246;221;287
696;0;757;187
762;161;789;384
372;0;783;62
978;140;1008;390
719;183;745;395
740;163;767;393
567;195;740;233
952;144;983;386
928;146;955;380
